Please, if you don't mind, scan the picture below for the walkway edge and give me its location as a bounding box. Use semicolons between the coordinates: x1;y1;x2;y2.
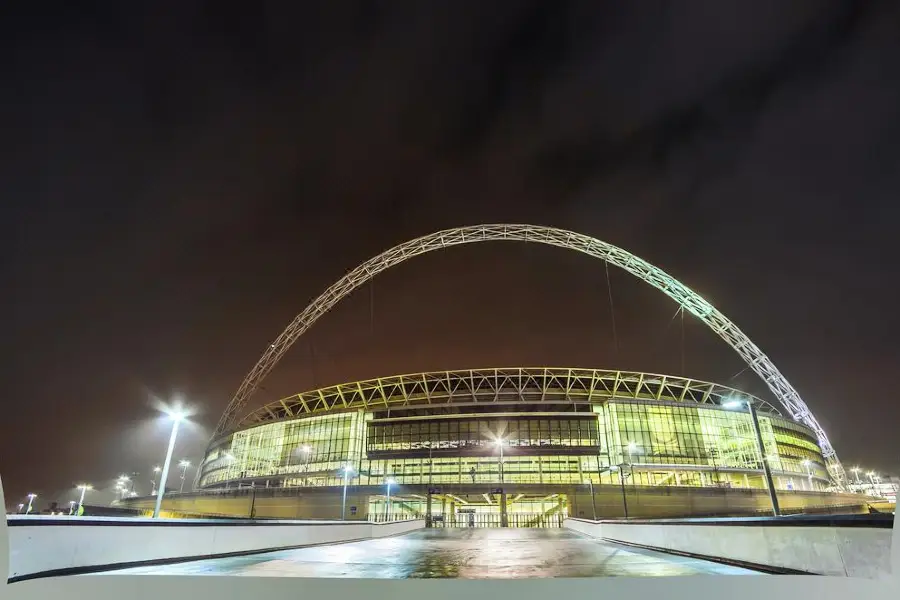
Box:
600;537;814;575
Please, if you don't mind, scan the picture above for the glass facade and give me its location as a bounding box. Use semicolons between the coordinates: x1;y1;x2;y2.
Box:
200;399;828;492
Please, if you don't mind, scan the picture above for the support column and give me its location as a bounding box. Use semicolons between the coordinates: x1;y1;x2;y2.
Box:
449;501;456;526
426;491;433;528
441;497;446;526
500;490;508;527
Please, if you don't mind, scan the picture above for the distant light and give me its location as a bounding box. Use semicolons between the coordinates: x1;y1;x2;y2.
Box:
386;478;396;485
342;465;355;474
299;445;312;453
493;437;506;446
723;399;745;409
68;501;75;506
179;459;191;467
27;493;37;499
802;459;811;466
118;475;130;482
224;453;235;461
153;466;161;473
77;484;92;490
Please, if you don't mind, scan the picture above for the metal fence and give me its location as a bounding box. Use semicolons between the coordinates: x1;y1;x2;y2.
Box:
433;512;564;528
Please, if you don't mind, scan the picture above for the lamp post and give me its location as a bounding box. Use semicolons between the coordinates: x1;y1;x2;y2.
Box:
299;445;312;486
25;493;37;514
17;503;24;514
179;460;191;493
68;500;76;515
151;466;161;495
341;464;355;520
385;477;396;521
584;479;597;521
76;484;91;515
611;465;629;518
850;466;862;492
494;437;506;483
723;398;780;516
802;460;814;490
153;408;186;518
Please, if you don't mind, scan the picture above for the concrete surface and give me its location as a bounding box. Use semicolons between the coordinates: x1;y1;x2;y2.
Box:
7;516;423;581
107;528;759;578
566;518;893;578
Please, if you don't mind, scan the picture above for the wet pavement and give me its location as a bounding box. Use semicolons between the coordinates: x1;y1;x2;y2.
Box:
108;528;760;578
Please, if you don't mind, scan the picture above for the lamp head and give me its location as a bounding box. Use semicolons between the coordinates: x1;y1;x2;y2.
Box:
179;459;191;467
386;478;396;485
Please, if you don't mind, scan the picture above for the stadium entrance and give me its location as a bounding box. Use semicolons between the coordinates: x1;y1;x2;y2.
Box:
370;491;568;528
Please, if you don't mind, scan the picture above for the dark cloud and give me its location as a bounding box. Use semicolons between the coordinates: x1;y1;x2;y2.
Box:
2;0;899;505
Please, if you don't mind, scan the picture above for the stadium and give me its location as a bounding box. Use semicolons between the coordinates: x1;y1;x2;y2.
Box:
124;226;877;523
158;367;866;525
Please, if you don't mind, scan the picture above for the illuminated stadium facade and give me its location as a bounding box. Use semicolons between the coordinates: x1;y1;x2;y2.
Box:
196;368;831;521
179;224;862;523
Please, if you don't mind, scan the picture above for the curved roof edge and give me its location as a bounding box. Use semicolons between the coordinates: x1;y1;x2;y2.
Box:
220;367;781;438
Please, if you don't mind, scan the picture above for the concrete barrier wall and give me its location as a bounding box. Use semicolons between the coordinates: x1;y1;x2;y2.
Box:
6;516;424;582
565;518;893;578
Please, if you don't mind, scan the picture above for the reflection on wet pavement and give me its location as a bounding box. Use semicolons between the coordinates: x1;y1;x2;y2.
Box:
109;528;760;578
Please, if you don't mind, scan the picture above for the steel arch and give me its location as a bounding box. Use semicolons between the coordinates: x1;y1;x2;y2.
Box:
213;224;846;487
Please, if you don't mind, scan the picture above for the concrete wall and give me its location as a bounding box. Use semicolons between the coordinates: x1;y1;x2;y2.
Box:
121;484;872;521
567;485;872;519
121;489;378;519
6;516;424;582
565;518;893;578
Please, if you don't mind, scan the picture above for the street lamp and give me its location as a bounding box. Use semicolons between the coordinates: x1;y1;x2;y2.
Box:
584;479;597;521
385;477;396;521
25;493;37;514
17;503;24;514
626;441;638;462
76;484;92;515
722;397;780;516
341;464;355;520
802;459;814;490
493;437;506;483
153;408;187;518
610;465;629;518
151;466;161;495
68;500;76;515
178;459;191;493
298;445;312;485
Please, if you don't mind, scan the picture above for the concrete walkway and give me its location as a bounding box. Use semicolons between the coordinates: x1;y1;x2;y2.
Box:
108;528;760;578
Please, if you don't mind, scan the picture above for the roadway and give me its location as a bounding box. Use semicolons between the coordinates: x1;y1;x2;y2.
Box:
106;528;759;578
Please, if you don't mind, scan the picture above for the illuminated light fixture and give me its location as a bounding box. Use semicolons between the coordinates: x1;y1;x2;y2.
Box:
722;398;746;409
153;402;191;518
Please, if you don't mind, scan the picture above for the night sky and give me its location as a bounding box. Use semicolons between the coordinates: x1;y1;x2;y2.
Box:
2;1;899;509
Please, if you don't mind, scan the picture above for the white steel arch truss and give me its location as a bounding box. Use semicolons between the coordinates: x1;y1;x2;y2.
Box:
214;224;846;488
